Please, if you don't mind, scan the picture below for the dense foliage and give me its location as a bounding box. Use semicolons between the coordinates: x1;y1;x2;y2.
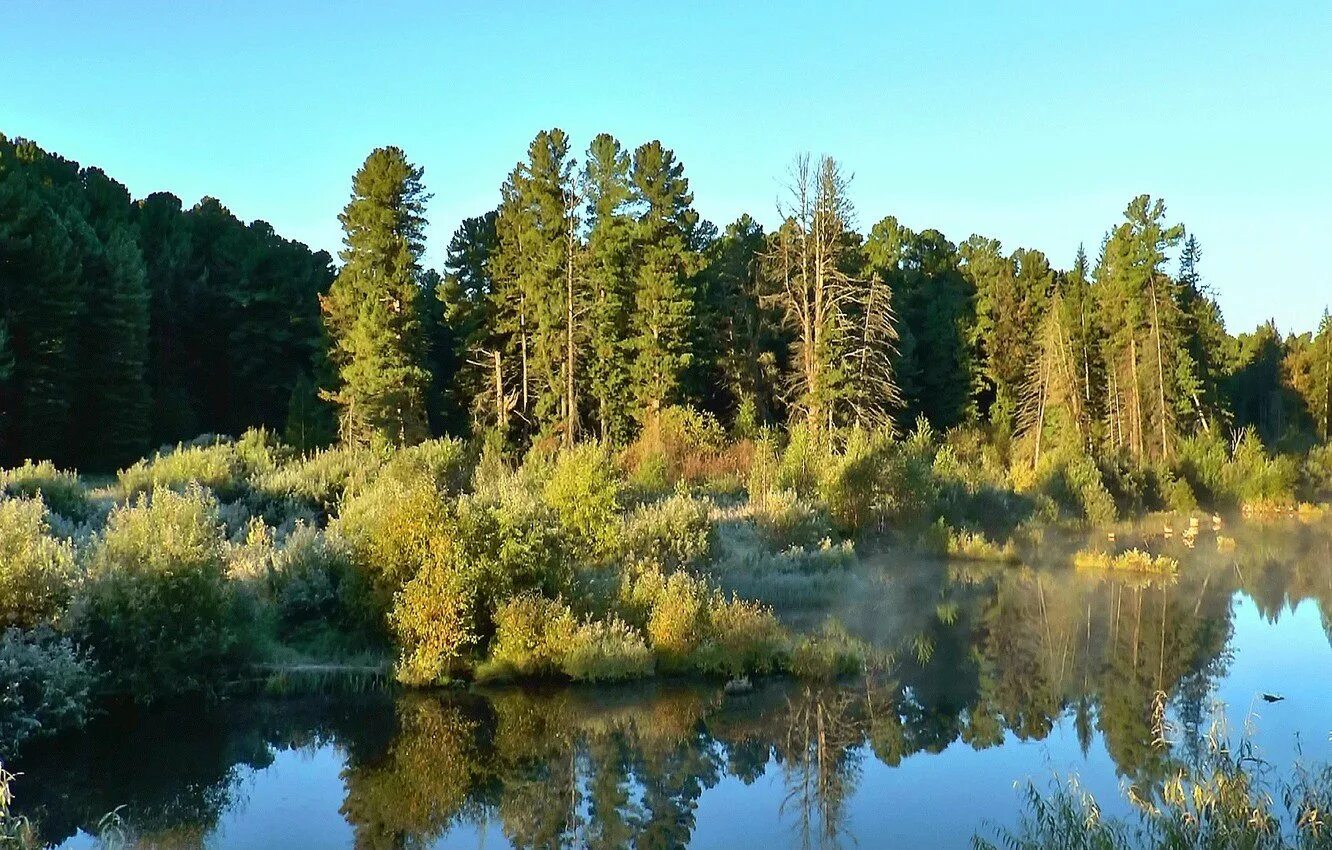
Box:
1;130;1331;762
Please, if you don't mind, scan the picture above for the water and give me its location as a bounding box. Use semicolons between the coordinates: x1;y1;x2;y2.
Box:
13;517;1332;849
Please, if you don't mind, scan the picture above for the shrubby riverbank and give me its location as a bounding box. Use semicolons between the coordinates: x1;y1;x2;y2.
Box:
2;413;1330;761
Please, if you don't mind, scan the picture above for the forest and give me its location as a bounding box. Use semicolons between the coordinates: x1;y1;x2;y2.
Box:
2;129;1332;773
2;130;1330;470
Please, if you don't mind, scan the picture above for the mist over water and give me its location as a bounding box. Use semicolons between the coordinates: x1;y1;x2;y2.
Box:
16;517;1332;849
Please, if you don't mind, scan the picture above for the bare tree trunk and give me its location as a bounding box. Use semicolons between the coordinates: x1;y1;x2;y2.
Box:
565;200;578;447
1149;277;1169;461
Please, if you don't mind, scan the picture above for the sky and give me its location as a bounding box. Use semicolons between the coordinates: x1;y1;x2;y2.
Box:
2;1;1329;333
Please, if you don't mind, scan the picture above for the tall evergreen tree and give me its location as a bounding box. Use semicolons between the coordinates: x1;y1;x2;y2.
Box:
490;129;581;439
84;224;151;467
582;134;636;440
629;140;698;421
321;147;432;445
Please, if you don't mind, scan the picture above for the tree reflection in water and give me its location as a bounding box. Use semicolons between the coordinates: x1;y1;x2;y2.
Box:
11;519;1329;849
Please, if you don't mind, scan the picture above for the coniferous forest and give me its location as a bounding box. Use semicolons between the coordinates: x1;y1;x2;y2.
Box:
3;131;1330;470
4;129;1332;842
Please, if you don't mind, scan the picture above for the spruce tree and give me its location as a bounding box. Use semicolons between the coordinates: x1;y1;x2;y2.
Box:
321;147;432;445
629;140;698;421
86;224;151;467
583;134;636;440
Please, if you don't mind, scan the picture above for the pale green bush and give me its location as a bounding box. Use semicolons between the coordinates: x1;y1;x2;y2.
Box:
789;623;868;680
257;443;380;515
645;570;710;671
118;439;243;499
751;488;833;549
618;493;713;568
561;617;653;682
541;443;621;560
693;595;786;677
0;460;89;520
0;497;76;629
267;524;363;635
71;486;243;699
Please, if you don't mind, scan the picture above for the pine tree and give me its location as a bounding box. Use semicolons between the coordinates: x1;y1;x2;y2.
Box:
629;140;698;422
0;170;83;464
583;134;636;441
1176;235;1228;433
434;212;498;435
85;224;151;467
1093;195;1189;463
1017;292;1089;467
1316;311;1332;442
490;129;581;440
321;147;432;445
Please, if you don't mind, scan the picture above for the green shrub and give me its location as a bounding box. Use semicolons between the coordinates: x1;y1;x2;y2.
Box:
541;443;621;560
0;498;76;629
118;438;244;500
0;627;96;756
618;493;713;568
267;525;365;636
645;570;710;671
751;489;833;549
71;487;243;700
1028;450;1117;526
389;493;572;684
0;460;89;520
257;443;380;515
789;623;868;680
775;422;821;496
818;429;892;533
560;617;653;682
477;594;576;681
1176;429;1299;510
1303;442;1332;499
334;467;451;617
693;596;787;677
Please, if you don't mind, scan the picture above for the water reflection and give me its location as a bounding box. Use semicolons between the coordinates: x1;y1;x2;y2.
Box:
14;518;1331;849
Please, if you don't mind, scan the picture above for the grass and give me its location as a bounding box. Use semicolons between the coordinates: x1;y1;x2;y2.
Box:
1073;547;1180;576
975;693;1332;850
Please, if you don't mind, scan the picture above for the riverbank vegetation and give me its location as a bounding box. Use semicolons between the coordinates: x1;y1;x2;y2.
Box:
2;132;1332;759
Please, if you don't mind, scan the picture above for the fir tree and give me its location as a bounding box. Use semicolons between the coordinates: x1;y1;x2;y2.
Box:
629;140;698;421
321;147;432;445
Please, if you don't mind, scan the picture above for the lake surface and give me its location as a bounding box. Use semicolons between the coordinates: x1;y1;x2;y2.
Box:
12;517;1332;849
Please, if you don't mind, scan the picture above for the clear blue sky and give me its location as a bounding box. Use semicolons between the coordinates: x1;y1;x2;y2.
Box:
3;1;1329;333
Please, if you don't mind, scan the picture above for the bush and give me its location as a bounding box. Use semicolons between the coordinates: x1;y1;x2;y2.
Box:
623;405;731;492
266;525;366;637
1029;450;1117;526
257;443;380;515
1302;443;1332;499
0;498;76;629
645;570;710;671
389;494;572;684
1176;429;1299;510
693;596;786;678
541;443;621;561
118;438;245;500
789;623;868;680
618;493;713;569
71;486;243;699
0;460;89;520
0;627;96;756
334;466;451;617
818;429;892;533
751;489;833;549
560;617;653;682
478;594;576;681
